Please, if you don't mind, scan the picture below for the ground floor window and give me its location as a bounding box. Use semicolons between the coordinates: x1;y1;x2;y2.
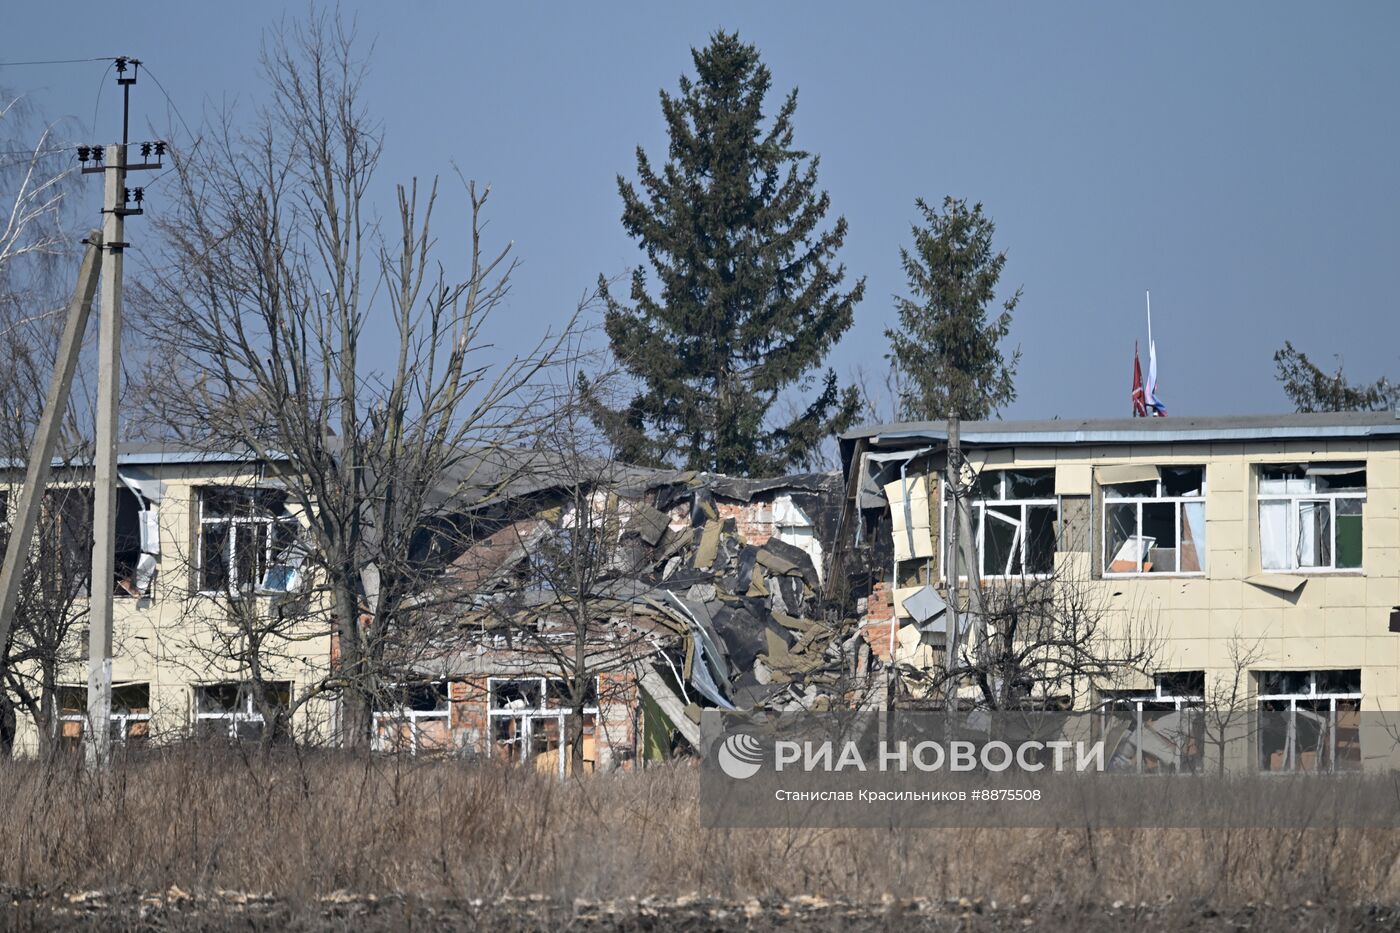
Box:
488;676;599;776
57;683;151;750
1099;671;1204;773
193;681;291;742
372;681;451;755
1257;670;1361;772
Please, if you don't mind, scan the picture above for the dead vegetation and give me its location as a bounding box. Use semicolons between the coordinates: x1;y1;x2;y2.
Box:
2;749;1400;931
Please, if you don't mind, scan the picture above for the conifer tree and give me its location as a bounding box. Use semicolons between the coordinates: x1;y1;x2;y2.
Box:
588;31;863;474
1273;341;1396;412
886;197;1022;422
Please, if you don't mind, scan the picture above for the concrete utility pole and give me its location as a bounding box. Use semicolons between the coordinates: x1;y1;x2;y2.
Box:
86;143;125;771
0;234;103;659
77;56;161;770
944;415;987;696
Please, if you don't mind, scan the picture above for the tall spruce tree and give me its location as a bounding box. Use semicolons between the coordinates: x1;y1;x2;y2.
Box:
886;197;1022;422
589;31;863;474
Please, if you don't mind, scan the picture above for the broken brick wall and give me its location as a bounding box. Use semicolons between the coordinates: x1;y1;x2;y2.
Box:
449;676;490;754
445;667;639;771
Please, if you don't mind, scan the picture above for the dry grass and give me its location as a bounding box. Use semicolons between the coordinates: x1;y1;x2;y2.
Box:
2;747;1399;912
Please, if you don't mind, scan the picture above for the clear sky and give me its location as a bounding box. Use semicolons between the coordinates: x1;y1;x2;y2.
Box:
5;1;1399;423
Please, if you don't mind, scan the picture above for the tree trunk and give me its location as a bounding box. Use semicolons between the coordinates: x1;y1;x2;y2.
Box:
0;693;14;760
569;699;585;776
335;587;372;750
35;666;56;761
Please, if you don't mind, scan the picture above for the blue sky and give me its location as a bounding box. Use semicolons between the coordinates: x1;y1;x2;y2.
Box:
5;1;1398;423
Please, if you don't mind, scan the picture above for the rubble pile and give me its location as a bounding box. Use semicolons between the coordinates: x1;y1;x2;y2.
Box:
447;470;864;720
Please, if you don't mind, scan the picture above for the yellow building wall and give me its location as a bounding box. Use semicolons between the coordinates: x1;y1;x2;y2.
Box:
1033;438;1400;709
2;461;335;755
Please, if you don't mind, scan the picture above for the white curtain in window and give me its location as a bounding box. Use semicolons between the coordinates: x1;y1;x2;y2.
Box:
1259;501;1290;570
1298;500;1329;567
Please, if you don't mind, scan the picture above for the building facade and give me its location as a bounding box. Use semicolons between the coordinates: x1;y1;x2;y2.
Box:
840;412;1400;773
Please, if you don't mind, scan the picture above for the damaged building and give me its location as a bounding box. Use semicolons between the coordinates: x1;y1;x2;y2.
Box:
838;411;1400;773
0;445;864;769
4;410;1400;776
368;468;860;772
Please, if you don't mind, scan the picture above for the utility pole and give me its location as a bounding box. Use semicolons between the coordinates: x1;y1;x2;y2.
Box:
944;414;987;705
85;140;124;770
0;235;103;663
78;56;160;770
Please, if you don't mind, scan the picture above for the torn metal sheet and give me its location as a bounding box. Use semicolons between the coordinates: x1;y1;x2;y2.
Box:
1245;573;1307;594
883;474;934;561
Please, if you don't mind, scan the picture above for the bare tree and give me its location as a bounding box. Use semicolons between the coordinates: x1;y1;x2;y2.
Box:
1202;628;1267;776
900;563;1163;713
0;89;93;757
135;13;575;747
147;479;333;752
459;363;673;773
0;91;77;287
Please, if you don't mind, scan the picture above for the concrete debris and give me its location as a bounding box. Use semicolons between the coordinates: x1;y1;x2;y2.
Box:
443;470;856;716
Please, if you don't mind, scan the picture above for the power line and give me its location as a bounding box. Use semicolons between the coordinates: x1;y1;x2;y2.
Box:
0;146;73;157
0;57;118;67
90;60;115;138
139;65;196;150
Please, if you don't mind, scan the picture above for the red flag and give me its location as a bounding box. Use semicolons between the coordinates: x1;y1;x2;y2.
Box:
1131;341;1147;417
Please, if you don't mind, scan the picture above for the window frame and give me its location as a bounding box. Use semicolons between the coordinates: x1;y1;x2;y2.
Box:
1098;673;1205;774
1257;465;1366;573
941;469;1059;581
192;681;292;741
57;683;152;748
486;676;601;777
1256;670;1362;773
372;680;452;757
1101;467;1207;578
196;486;299;595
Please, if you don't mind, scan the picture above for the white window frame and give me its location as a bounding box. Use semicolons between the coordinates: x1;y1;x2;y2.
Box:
1101;468;1207;577
941;469;1058;580
197;487;298;595
1256;670;1362;773
372;681;452;757
193;681;290;740
1257;465;1366;573
486;676;600;778
1099;673;1204;774
58;683;151;746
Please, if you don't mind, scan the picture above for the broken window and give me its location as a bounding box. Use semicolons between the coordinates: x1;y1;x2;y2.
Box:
197;487;299;593
487;676;600;776
1102;466;1206;575
372;681;452;756
1099;672;1204;774
56;683;151;751
112;486;153;597
193;681;291;742
944;469;1057;578
33;486;94;599
1258;464;1365;572
1258;669;1361;772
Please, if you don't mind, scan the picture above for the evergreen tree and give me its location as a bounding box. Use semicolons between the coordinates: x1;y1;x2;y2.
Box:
588;31;863;474
1273;341;1396;412
886;197;1022;422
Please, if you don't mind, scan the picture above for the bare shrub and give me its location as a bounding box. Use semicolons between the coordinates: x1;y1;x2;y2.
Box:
0;752;1398;910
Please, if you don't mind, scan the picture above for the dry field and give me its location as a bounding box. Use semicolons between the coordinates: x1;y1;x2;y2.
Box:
1;749;1399;930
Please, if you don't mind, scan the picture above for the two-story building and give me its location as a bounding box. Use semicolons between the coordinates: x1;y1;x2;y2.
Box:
838;411;1400;772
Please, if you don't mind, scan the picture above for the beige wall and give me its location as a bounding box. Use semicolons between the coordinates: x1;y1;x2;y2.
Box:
926;438;1400;708
3;461;335;754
